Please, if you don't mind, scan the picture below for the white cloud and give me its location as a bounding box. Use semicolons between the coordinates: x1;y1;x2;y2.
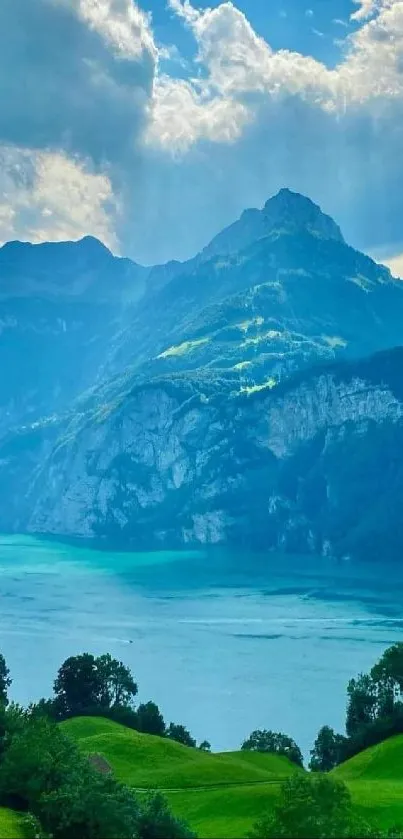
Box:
57;0;157;59
351;0;381;20
2;0;403;264
148;0;403;154
0;147;117;249
379;251;403;277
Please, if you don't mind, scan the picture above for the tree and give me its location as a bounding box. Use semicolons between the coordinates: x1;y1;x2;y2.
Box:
0;716;78;810
309;726;347;772
42;761;141;839
250;774;378;839
135;702;166;737
241;730;303;768
53;653;137;717
371;643;403;692
136;793;196;839
0;654;11;706
96;654;138;709
0;702;26;760
346;675;378;737
166;723;196;748
53;654;103;717
198;741;211;752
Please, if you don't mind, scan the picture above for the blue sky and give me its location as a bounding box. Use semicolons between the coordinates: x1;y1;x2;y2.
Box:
1;0;403;275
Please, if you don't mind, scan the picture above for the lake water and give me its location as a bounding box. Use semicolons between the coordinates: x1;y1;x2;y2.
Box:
0;535;402;758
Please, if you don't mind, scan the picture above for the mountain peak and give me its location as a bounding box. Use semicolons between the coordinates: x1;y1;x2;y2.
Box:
263;188;345;243
202;188;345;260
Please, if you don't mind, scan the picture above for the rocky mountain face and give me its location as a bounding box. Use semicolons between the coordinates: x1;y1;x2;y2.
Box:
1;189;403;561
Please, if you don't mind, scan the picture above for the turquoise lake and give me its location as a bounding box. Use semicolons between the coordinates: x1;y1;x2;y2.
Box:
0;535;403;757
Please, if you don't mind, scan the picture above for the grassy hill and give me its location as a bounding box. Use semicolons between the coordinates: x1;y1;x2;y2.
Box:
62;716;301;838
333;735;403;830
62;716;403;837
0;807;25;838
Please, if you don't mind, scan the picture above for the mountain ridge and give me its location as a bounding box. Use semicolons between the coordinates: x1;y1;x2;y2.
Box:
1;190;403;560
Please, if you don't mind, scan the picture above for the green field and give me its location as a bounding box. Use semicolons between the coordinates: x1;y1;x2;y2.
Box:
0;807;25;838
62;716;301;838
61;717;403;837
333;735;403;830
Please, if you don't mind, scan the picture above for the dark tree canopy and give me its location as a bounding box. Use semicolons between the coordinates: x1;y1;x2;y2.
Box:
96;654;138;709
198;741;211;752
0;654;11;707
309;726;347;772
241;730;303;768
136;793;196;839
166;723;196;748
135;702;166;737
53;653;137;717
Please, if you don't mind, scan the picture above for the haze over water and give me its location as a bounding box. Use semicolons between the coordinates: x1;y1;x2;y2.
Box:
0;536;402;757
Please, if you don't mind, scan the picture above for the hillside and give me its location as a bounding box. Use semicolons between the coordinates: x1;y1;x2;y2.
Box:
333;734;403;782
62;716;299;789
62;716;403;838
0;808;25;838
62;716;302;839
2;190;403;558
332;735;403;830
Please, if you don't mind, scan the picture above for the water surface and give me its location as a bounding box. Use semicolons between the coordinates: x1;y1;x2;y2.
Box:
0;536;402;757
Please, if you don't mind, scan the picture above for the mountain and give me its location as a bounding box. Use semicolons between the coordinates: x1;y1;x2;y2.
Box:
1;189;403;560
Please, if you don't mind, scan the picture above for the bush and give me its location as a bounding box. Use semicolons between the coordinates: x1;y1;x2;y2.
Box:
250;774;391;839
137;793;196;839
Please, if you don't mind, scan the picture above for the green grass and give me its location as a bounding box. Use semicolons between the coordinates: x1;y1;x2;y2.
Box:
334;735;403;782
63;717;403;837
62;716;300;837
62;717;298;789
333;735;403;830
165;784;282;839
0;807;26;838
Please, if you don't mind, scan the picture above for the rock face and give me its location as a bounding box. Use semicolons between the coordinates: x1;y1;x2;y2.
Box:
2;189;403;560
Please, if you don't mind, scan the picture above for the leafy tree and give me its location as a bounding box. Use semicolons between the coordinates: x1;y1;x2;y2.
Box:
371;643;403;692
0;701;26;760
250;774;380;839
53;653;137;717
346;675;378;737
136;793;196;839
241;730;303;768
0;654;11;706
96;654;138;708
42;761;140;839
53;654;103;717
309;726;347;772
27;698;58;721
166;723;196;748
135;702;166;737
0;716;78;810
198;740;211;752
21;813;51;839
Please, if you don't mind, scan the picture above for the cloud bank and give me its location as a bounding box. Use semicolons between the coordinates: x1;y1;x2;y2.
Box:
1;0;403;268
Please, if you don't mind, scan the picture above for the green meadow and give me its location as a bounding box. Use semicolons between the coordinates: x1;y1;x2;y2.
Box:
60;716;403;838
